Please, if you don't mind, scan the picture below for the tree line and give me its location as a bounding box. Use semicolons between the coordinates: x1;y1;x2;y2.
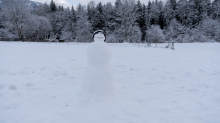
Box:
0;0;220;43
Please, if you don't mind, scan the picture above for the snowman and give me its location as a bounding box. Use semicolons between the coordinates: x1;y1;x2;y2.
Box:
81;30;114;97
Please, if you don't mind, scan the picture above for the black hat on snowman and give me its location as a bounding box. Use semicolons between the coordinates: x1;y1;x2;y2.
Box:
93;30;106;41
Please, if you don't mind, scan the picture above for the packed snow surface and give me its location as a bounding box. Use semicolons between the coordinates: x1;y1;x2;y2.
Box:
0;42;220;123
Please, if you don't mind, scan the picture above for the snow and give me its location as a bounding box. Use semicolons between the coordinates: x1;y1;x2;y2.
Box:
82;36;114;97
81;63;114;97
87;39;111;64
0;42;220;123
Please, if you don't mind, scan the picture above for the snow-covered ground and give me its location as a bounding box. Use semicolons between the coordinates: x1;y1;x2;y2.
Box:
0;42;220;123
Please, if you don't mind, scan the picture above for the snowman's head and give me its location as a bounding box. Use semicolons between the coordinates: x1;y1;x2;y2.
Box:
93;30;106;42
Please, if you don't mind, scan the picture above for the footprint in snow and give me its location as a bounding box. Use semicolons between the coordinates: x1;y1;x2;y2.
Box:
0;71;4;75
20;71;29;75
26;83;33;87
0;84;5;90
53;71;68;77
9;85;17;90
130;68;134;71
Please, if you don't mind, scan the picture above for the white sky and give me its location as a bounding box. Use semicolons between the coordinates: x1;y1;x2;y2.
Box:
32;0;164;8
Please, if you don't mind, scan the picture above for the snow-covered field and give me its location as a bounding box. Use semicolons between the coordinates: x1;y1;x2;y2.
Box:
0;42;220;123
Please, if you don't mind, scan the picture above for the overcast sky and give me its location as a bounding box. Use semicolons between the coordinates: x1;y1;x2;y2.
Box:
32;0;164;8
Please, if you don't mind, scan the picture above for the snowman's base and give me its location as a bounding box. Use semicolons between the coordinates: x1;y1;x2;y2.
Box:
81;63;114;97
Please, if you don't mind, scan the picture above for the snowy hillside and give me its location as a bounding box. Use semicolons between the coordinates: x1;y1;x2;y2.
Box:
0;42;220;123
0;0;42;9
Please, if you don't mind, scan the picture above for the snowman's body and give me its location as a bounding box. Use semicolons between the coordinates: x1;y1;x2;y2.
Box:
81;31;114;96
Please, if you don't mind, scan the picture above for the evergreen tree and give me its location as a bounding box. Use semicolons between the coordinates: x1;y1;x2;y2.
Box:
58;5;61;11
158;0;165;29
75;4;92;42
212;0;220;19
87;1;96;31
147;1;152;28
115;0;122;9
114;0;123;26
150;1;160;25
176;0;189;25
50;0;56;12
136;0;142;24
71;6;76;23
103;2;115;32
163;0;177;29
1;0;219;42
136;0;147;41
170;0;177;11
95;2;105;30
69;6;77;39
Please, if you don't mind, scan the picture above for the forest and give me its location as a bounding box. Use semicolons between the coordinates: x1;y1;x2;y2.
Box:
0;0;220;43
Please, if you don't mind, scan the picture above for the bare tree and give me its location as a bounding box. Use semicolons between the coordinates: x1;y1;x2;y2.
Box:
3;0;30;39
44;32;57;42
114;0;139;42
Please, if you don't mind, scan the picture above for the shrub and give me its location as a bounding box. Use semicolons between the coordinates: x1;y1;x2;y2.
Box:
75;30;92;42
106;34;117;43
198;17;220;42
146;25;165;43
130;26;142;43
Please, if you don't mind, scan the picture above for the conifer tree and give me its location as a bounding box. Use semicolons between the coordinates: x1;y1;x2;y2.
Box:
158;0;165;29
71;6;76;23
136;0;147;41
103;2;115;32
87;1;96;31
136;0;142;24
95;2;105;30
164;0;177;29
115;0;122;9
147;1;152;28
212;0;220;19
50;0;56;12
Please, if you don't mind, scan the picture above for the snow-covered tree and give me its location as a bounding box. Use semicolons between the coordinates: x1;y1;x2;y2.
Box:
146;1;152;27
0;11;16;39
158;1;165;29
75;4;92;42
130;25;142;43
115;0;122;9
50;0;57;12
3;0;31;39
23;15;51;39
87;1;96;30
212;0;220;20
49;8;69;39
94;2;105;30
147;0;164;28
34;3;50;16
146;25;165;43
198;17;220;42
176;0;190;26
0;0;219;43
165;19;185;42
103;2;115;32
150;1;160;25
114;0;139;42
106;34;117;43
136;0;147;41
163;0;177;28
87;1;106;31
60;7;76;41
